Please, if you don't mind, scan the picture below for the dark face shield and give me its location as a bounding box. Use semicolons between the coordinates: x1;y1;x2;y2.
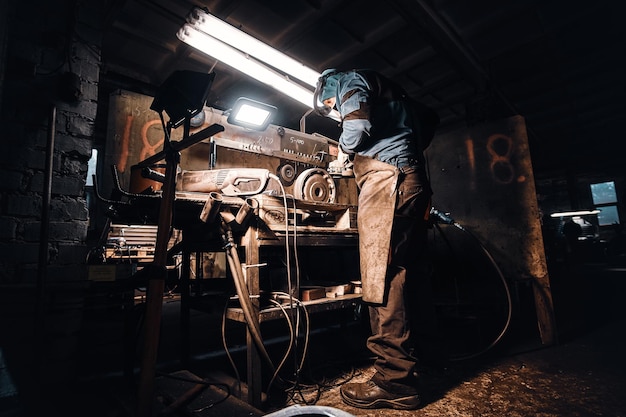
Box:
313;78;333;116
313;69;339;116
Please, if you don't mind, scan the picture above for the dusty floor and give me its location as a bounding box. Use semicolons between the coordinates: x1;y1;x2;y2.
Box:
73;311;626;417
241;260;626;417
3;260;625;417
305;320;626;417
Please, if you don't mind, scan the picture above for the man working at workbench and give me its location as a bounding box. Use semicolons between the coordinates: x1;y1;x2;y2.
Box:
314;68;439;410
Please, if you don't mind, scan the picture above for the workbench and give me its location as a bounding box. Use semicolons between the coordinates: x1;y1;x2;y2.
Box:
173;192;362;408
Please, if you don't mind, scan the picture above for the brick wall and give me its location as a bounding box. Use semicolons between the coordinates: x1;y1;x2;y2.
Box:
0;0;103;410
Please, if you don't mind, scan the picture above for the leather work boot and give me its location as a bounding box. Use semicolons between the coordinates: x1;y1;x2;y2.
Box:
340;380;421;410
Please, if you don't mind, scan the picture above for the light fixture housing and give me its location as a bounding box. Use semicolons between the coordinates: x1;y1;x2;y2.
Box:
177;10;341;122
177;24;315;108
186;7;320;88
227;97;276;131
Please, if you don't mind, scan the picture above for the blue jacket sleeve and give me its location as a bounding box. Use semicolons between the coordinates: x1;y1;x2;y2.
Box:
340;118;371;154
337;76;372;154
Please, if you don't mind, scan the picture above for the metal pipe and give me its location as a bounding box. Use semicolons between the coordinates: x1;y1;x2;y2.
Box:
37;103;56;290
35;103;56;402
199;192;223;223
235;197;259;225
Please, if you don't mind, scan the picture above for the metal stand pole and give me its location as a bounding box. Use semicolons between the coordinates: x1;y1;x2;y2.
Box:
136;122;178;417
135;121;224;417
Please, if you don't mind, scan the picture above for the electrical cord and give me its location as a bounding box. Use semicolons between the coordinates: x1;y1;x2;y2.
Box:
286;193;304;383
271;293;311;378
267;174;298;307
216;174;297;405
270;293;315;405
266;298;297;393
266;175;315;398
218;172;341;405
220;292;310;401
265;175;307;379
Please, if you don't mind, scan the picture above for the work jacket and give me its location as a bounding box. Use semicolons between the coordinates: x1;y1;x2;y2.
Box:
334;69;427;170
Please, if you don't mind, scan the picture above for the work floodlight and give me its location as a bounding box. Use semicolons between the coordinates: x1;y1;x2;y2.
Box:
150;70;215;128
227;97;276;131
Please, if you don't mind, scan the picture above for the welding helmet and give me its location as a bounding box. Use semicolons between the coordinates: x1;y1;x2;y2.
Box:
313;68;339;116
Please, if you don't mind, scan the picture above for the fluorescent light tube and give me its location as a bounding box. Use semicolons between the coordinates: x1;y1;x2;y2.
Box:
177;24;341;121
187;8;320;87
178;24;315;108
549;210;601;218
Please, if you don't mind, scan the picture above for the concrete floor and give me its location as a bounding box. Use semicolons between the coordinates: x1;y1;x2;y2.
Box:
4;258;625;417
75;310;626;417
308;320;626;417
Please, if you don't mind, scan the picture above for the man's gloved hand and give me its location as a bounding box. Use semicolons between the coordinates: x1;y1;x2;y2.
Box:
328;147;354;177
342;162;354;177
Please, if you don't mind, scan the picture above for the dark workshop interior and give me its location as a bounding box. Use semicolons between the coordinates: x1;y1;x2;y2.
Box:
1;0;625;416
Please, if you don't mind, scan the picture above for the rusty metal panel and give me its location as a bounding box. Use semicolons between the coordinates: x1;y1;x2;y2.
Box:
426;115;556;344
104;90;164;196
104;90;225;195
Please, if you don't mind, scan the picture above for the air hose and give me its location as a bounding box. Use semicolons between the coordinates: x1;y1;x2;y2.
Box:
430;207;513;360
222;226;277;375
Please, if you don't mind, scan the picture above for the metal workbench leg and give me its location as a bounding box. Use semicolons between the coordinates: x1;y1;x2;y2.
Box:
243;227;263;408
